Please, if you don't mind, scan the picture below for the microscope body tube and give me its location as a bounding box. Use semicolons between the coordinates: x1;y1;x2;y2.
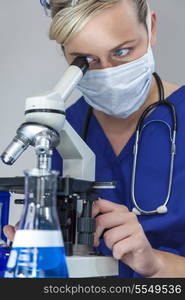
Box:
53;66;83;101
52;56;90;101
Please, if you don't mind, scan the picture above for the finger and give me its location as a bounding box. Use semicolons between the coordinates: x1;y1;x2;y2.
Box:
94;211;132;245
103;221;142;250
112;230;146;261
94;211;138;246
92;198;128;217
112;236;135;260
3;225;16;242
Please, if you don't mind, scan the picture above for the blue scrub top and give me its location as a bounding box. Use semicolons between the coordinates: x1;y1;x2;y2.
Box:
52;86;185;278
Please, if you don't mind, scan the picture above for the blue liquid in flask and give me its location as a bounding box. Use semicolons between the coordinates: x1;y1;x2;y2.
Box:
6;247;68;278
5;230;69;278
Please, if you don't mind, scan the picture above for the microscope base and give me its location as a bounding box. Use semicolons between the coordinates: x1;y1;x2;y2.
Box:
66;255;118;278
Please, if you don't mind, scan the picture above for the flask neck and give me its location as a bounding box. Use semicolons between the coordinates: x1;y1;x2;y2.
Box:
19;168;60;230
25;172;57;207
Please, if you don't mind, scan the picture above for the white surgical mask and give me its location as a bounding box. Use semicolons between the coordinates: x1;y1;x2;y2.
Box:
77;6;155;118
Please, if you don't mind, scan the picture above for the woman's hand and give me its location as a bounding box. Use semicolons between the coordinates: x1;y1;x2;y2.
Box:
92;198;162;277
3;222;19;242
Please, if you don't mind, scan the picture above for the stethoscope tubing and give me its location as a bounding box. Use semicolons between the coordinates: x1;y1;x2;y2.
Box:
131;74;177;215
131;126;176;215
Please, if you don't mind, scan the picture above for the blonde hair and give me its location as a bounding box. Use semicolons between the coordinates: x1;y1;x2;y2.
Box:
49;0;148;45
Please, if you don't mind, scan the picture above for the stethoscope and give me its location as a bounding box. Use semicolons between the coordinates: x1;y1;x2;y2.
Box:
81;72;177;216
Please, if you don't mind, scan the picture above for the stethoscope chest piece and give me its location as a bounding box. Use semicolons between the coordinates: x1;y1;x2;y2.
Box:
132;205;168;216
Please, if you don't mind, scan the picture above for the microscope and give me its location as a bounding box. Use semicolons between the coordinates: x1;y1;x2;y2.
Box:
0;57;118;277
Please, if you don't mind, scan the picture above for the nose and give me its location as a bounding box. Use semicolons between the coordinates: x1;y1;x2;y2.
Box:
90;58;121;70
100;58;116;69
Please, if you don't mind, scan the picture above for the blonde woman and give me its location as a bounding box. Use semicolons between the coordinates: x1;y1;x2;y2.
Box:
5;0;185;277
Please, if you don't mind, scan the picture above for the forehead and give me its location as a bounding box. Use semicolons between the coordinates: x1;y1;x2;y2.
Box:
65;0;142;53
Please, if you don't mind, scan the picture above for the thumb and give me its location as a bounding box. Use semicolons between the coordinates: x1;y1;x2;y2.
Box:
3;221;19;242
3;225;16;242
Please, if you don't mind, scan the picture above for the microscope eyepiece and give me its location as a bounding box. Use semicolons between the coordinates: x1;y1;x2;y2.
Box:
71;57;90;75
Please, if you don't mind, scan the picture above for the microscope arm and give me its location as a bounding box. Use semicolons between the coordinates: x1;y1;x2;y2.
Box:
57;121;95;181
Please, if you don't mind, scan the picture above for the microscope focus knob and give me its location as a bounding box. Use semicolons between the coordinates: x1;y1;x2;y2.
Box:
77;217;96;246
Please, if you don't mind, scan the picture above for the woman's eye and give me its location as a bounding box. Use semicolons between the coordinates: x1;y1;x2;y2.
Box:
85;55;99;65
86;56;94;63
114;48;130;57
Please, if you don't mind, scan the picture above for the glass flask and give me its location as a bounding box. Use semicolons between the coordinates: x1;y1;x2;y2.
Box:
4;168;69;278
0;202;10;278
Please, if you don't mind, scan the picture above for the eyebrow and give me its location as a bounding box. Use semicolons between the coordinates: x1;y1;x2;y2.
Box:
68;39;137;56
